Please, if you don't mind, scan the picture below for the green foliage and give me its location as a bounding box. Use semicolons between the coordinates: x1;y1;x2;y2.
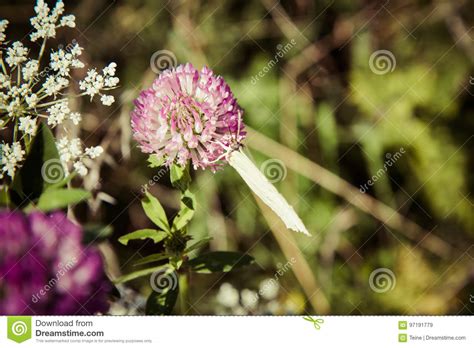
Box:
10;123;63;206
170;163;191;192
34;188;91;212
141;191;170;232
172;190;196;231
119;229;168;245
147;154;165;168
3;123;89;213
114;266;164;284
118;159;255;314
350;33;472;229
184;237;213;253
134;253;170;266
82;224;113;244
99;0;472;315
187;251;255;274
146;279;179;315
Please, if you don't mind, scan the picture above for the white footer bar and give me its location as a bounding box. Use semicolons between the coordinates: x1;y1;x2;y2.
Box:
0;316;472;347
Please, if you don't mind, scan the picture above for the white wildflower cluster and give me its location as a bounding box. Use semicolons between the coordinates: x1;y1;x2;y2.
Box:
56;137;103;177
0;1;119;180
30;0;75;42
79;62;119;105
0;142;25;179
0;20;8;43
5;42;29;67
216;280;283;315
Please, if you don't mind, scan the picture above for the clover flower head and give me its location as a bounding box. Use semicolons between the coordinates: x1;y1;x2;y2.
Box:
131;63;246;171
0;210;111;315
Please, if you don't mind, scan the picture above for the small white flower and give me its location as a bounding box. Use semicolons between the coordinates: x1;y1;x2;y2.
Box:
69;112;81;125
0;142;25;178
241;289;258;310
216;283;240;308
47;100;70;127
22;59;39;81
79;69;102;98
103;62;117;76
70;42;83;56
25;93;38;108
100;95;114;106
80;64;119;101
85;146;103;159
104;76;119;88
0;19;8;43
259;278;279;301
43;75;69;96
0;73;10;89
59;14;75;28
57;137;82;164
50;44;84;76
30;0;71;41
73;160;88;176
57;137;72;162
68;138;83;158
18;116;37;135
5;42;28;67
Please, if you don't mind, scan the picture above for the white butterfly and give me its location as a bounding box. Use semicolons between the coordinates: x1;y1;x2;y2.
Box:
228;149;310;236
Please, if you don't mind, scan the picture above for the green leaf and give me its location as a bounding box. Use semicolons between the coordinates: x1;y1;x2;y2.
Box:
141;191;170;232
44;173;76;192
35;188;90;212
118;229;167;246
172;190;196;231
11;123;63;206
114;266;162;283
184;237;213;253
134;253;170;266
188;251;254;274
170;163;190;192
83;224;113;244
146;268;179;315
147;154;165;168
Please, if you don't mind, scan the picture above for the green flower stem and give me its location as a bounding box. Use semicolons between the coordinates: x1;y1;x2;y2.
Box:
0;185;9;208
178;271;190;314
0;54;7;75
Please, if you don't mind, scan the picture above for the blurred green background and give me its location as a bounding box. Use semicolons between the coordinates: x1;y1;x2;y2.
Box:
2;0;473;315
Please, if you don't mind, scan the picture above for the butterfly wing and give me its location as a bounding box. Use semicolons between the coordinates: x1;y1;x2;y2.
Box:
228;149;310;236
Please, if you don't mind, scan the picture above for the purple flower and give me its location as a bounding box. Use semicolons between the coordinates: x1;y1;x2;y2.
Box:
131;63;246;171
0;210;111;315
